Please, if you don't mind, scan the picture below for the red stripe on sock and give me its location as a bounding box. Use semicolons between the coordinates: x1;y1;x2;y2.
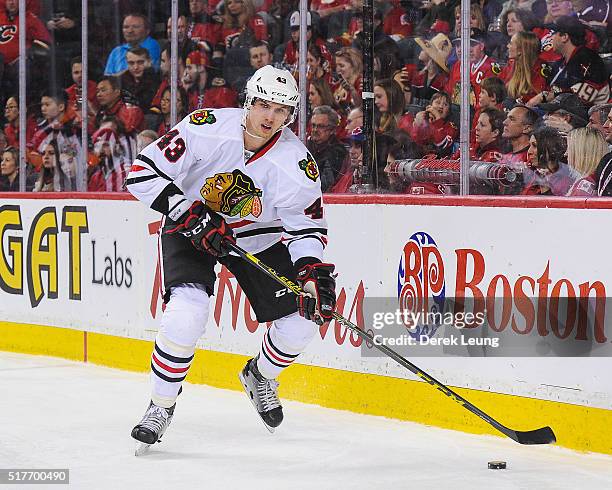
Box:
263;334;293;365
152;352;190;373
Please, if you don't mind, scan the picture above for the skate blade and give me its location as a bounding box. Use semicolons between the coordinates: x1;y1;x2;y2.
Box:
134;442;152;456
239;371;275;434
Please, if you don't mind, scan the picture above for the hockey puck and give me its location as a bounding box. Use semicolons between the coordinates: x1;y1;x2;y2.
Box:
488;461;507;470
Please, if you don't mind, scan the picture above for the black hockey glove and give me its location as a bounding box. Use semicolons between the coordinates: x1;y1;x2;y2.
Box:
165;201;235;257
295;258;336;325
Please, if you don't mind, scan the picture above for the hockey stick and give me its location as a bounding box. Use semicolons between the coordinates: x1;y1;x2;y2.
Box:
227;241;556;445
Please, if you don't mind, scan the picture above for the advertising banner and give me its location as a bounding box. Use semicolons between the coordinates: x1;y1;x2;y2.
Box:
1;196;610;409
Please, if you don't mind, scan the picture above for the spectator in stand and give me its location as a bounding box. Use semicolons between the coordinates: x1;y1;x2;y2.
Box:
353;9;402;80
182;50;238;111
392;67;415;108
595;150;612;196
0;0;51;96
220;0;268;50
182;50;208;110
32;139;76;192
501;104;540;166
45;0;81;87
415;0;455;36
401;92;458;157
65;57;98;121
249;40;272;70
306;43;331;83
309;78;338;113
32;141;57;192
3;96;36;148
374;79;406;134
104;13;161;76
523;125;574;195
332;47;363;113
478;77;507;112
452;3;486;38
587;104;612;144
544;0;575;23
95;76;144;136
330;126;364;193
540;16;609;106
384;131;425;193
186;0;222;56
448;28;501;108
449;107;505;193
152;86;188;136
307;105;348;192
136;129;158;153
565;127;609;196
227;40;272;94
32;141;60;192
602;107;612;146
501;7;561;63
119;47;161;112
0;146;19;191
342;106;363;141
149;46;187;115
472;108;505;161
89;115;135;192
538;93;589;135
1;0;41;16
411;33;452;106
326;0;361;46
502;31;550;104
279;11;331;81
167;15;198;61
0;130;6;154
29;92;81;177
0;146;35;191
383;0;415;41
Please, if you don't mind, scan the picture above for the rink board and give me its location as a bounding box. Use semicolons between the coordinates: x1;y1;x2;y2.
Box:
1;193;611;454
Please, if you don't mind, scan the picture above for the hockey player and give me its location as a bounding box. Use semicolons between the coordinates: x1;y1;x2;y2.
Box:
126;65;336;449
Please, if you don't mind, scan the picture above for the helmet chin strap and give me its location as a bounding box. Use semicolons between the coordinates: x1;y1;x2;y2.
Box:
243;126;266;140
243;112;266;140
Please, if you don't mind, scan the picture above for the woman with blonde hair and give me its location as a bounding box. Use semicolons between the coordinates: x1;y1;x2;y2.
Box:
502;31;549;103
220;0;268;50
566;127;609;196
332;47;363;111
453;3;486;35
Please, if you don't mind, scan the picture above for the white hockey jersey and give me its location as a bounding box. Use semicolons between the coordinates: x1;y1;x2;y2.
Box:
126;108;327;262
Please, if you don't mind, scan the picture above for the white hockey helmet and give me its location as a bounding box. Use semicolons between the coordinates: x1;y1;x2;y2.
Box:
244;65;300;126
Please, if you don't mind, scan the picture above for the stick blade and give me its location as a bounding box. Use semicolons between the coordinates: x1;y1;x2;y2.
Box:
511;426;556;445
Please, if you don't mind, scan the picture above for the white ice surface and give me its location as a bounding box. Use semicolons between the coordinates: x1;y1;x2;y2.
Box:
1;352;611;490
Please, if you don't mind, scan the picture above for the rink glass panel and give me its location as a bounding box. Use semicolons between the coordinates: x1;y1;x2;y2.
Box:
6;1;609;197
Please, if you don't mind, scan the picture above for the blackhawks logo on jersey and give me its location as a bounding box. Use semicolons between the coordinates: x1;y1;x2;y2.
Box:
298;153;320;182
189;109;216;125
200;169;263;218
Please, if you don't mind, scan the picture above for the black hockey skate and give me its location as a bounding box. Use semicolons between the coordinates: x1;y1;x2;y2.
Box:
131;401;175;456
239;357;283;432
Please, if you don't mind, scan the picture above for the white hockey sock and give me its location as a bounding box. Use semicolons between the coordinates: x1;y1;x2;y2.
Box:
150;284;210;408
256;313;317;379
151;334;195;408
